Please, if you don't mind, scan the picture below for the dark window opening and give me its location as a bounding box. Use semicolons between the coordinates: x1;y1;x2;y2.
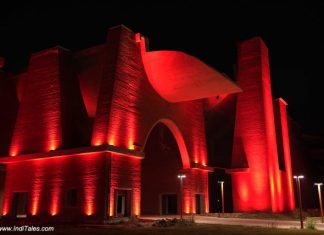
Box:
115;190;132;217
195;194;205;214
161;194;177;215
12;192;28;218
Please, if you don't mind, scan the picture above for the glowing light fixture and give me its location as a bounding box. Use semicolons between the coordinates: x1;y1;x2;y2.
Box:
177;174;186;219
218;181;225;214
293;175;304;229
314;183;323;223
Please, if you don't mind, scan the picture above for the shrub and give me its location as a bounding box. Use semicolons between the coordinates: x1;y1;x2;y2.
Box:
306;217;317;230
128;216;139;224
152;218;195;227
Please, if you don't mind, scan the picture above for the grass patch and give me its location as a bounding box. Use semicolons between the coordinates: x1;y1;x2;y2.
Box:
48;224;322;235
211;209;310;221
306;217;317;230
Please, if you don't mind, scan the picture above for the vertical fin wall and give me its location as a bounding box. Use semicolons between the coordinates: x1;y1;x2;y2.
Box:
10;47;90;156
273;98;295;211
231;37;289;212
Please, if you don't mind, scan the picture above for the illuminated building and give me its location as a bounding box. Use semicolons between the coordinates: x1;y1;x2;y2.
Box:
0;25;295;221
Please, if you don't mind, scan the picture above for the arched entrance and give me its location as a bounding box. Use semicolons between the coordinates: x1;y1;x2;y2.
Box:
141;121;188;215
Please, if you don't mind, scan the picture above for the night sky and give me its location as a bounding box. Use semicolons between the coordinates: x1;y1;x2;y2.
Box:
1;1;323;136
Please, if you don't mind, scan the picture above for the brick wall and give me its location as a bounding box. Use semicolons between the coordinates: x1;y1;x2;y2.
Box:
231;37;288;212
1;25;211;219
2;153;107;221
91;26;209;214
9;47;90;156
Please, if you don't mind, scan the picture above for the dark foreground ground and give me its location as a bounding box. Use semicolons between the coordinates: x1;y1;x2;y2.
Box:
5;224;321;235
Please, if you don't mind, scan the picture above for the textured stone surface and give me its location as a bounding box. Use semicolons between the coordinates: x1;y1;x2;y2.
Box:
0;25;210;220
2;153;106;221
231;37;294;212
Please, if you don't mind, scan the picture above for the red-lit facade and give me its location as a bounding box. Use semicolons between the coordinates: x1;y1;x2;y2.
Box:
228;37;295;212
0;26;295;221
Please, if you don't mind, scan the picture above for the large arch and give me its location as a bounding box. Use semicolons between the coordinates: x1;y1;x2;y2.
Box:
141;120;185;215
143;119;190;169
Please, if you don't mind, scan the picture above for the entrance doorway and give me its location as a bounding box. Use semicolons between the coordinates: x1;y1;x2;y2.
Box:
141;123;183;215
161;194;177;215
195;194;205;214
12;192;28;218
115;190;131;217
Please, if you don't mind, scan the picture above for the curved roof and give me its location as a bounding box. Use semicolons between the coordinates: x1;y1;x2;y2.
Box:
139;36;241;103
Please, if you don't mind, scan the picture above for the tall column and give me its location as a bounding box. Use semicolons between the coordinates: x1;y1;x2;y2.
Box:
230;37;282;212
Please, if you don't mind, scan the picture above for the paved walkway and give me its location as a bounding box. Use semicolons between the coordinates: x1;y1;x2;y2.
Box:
140;215;324;230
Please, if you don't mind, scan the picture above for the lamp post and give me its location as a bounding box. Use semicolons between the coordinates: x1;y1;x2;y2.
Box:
218;181;225;215
314;183;323;223
294;175;304;229
177;174;186;220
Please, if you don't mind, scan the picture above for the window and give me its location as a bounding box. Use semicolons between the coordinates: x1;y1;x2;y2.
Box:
12;192;28;218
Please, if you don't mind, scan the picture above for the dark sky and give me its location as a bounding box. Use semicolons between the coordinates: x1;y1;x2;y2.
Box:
1;1;323;136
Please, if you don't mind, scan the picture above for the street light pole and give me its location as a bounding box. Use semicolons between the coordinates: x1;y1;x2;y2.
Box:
294;175;304;229
178;174;186;220
218;181;225;215
314;183;323;223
